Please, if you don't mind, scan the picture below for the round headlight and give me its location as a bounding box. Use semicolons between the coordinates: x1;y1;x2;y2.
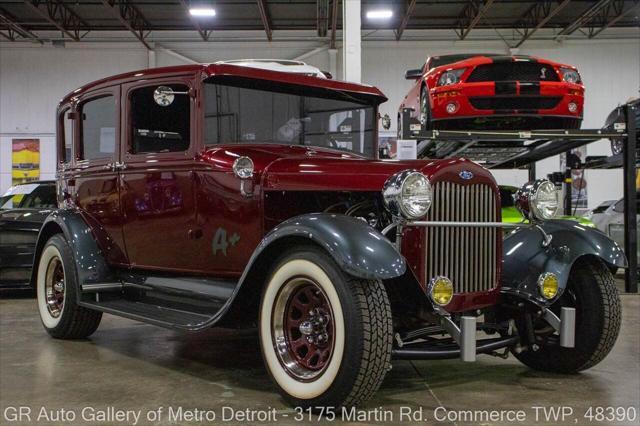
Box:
383;170;432;219
561;67;581;84
516;179;558;221
232;156;254;179
538;272;559;300
429;276;454;306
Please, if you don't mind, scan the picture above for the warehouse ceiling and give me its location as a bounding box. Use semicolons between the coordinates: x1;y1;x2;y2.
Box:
0;0;638;48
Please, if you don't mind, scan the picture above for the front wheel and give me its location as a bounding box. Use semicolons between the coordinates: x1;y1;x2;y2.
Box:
259;248;392;408
419;86;431;129
513;257;621;373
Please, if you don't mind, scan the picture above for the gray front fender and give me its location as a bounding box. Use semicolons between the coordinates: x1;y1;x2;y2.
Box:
501;220;626;304
248;213;406;280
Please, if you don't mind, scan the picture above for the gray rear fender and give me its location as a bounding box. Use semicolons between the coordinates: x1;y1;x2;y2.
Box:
501;219;626;304
31;209;116;293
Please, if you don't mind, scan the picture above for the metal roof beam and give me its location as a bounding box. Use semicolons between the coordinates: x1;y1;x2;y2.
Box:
22;0;87;42
556;0;613;38
330;0;338;49
455;0;495;40
588;0;639;38
513;0;571;47
0;7;43;43
257;0;273;41
100;0;151;50
178;0;210;41
395;0;417;41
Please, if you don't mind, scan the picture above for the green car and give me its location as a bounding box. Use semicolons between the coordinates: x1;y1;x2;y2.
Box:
500;185;596;227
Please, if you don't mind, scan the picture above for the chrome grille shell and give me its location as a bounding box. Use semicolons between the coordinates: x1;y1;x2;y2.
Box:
424;182;499;294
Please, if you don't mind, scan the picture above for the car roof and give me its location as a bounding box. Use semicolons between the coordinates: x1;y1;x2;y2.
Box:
59;63;386;107
215;59;327;78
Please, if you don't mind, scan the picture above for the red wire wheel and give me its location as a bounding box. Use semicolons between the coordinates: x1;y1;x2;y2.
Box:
272;277;336;381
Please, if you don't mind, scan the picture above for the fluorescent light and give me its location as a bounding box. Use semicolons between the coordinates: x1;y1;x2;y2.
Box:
367;10;393;19
189;8;216;17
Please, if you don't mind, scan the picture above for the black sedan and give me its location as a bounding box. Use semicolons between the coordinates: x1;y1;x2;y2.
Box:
0;181;57;288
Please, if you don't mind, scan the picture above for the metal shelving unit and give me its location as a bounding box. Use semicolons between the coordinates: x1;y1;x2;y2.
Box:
399;104;638;293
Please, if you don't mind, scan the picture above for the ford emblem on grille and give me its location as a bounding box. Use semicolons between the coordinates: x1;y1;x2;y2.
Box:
459;170;474;180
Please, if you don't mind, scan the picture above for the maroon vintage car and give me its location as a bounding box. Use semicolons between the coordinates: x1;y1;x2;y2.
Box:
32;63;623;408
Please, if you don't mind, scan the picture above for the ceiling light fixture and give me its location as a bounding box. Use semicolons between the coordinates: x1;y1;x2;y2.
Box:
189;7;216;17
367;10;393;19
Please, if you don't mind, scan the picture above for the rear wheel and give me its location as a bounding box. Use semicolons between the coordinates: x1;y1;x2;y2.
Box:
37;234;102;339
259;247;392;408
513;257;621;373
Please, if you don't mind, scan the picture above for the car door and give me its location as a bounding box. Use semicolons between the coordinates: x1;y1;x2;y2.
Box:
119;77;200;272
72;88;128;266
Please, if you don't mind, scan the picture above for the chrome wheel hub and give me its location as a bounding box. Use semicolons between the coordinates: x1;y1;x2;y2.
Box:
44;257;65;318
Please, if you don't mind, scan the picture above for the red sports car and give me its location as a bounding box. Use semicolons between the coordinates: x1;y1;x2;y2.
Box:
398;53;584;132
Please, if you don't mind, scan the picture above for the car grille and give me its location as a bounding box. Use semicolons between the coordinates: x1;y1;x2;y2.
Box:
425;182;499;294
469;96;562;111
467;62;560;82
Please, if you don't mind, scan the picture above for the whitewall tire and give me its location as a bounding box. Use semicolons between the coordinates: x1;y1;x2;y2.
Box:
259;247;393;408
36;234;102;339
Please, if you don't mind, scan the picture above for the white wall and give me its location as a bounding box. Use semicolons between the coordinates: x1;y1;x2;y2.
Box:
1;35;638;208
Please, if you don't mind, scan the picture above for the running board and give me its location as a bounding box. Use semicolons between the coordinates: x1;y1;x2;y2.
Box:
79;274;238;331
81;283;123;292
80;299;214;330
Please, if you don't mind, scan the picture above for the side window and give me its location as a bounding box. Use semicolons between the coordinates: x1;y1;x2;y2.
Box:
613;199;624;213
80;96;116;161
60;108;73;163
130;84;190;154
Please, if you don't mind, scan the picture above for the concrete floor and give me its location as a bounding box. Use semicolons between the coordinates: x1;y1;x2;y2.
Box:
0;288;638;425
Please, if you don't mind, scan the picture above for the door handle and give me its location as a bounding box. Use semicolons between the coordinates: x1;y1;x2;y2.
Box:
114;162;127;171
103;163;114;171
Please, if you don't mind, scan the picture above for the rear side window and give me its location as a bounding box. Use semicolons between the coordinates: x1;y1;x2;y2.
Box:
130;84;190;154
59;108;73;163
80;96;116;161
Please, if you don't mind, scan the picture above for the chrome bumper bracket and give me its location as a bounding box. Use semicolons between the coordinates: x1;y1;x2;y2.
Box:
441;315;477;362
543;307;576;348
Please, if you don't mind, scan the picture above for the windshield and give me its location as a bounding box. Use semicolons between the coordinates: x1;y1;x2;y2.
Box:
203;79;376;158
0;183;56;210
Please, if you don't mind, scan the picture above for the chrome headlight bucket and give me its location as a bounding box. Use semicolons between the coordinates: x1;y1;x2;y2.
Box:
382;170;432;219
516;179;559;221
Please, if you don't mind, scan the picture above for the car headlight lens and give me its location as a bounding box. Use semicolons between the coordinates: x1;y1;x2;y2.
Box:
561;67;581;84
516;179;559;221
538;272;559;300
383;170;432;219
437;68;466;86
429;276;454;306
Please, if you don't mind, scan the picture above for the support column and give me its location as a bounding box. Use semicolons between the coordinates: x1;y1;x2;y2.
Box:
147;43;156;68
528;163;536;181
623;103;638;293
342;0;361;83
328;48;338;79
563;151;572;216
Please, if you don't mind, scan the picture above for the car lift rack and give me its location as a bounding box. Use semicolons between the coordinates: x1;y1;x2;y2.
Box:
399;104;638;293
